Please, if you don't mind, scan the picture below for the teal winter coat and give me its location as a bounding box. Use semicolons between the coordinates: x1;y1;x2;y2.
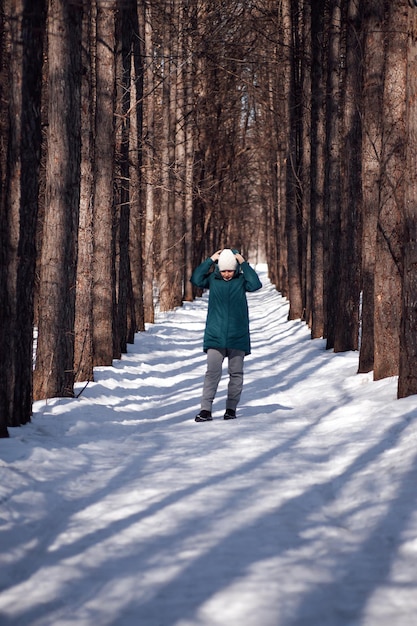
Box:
190;257;262;355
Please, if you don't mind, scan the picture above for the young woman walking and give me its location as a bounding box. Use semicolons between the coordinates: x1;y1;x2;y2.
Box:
191;248;262;422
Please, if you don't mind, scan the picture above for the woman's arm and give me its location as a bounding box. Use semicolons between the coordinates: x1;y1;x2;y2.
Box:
190;257;215;289
237;255;262;292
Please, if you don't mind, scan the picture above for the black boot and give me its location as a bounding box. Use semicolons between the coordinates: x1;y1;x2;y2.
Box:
195;410;213;422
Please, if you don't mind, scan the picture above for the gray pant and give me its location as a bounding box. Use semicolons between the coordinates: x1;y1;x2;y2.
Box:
201;348;245;412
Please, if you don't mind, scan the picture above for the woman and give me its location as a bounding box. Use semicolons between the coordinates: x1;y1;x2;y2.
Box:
191;248;262;422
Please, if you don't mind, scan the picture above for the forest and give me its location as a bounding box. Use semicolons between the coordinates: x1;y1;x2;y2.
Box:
1;0;417;438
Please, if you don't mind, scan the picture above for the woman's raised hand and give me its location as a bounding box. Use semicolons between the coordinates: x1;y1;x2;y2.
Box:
210;249;222;262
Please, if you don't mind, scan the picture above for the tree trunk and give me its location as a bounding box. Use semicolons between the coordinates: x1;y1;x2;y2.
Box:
116;0;135;353
173;0;186;307
324;0;342;349
301;0;312;326
74;0;95;383
92;0;117;365
183;7;195;302
277;0;291;298
310;0;326;339
358;0;385;373
2;0;23;423
286;0;303;321
142;0;155;324
0;3;7;435
159;0;177;313
333;0;362;353
373;0;407;380
129;2;145;331
13;0;46;418
398;7;417;398
33;0;81;400
0;0;45;432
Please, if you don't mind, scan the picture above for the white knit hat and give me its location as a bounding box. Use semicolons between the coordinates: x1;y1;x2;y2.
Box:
218;248;237;271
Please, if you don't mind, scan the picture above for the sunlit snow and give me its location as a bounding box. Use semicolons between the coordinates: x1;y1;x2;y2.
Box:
1;266;417;625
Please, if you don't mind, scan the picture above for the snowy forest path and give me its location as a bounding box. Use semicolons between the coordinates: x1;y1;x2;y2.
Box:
2;267;417;625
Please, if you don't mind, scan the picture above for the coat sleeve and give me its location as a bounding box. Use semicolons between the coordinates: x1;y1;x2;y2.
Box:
190;257;215;289
240;261;262;292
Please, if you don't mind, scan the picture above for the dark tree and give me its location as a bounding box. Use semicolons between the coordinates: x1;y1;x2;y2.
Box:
115;0;137;353
333;0;363;353
323;0;342;349
92;0;117;365
74;0;95;383
359;0;385;373
0;0;46;431
128;1;145;332
373;0;407;380
33;0;82;399
285;0;303;321
310;0;327;339
398;6;417;398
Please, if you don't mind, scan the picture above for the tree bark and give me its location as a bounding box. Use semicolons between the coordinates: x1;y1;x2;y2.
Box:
142;0;156;324
285;0;303;321
74;0;95;383
2;0;23;422
129;1;145;332
0;1;44;432
301;0;312;326
172;0;187;307
333;0;363;353
373;0;407;380
276;0;290;298
324;0;342;349
398;7;417;398
359;0;385;373
183;4;195;302
159;0;177;313
13;0;46;418
310;0;326;339
92;0;117;365
33;0;81;400
116;0;136;353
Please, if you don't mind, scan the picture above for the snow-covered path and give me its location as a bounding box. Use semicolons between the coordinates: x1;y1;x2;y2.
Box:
2;267;417;626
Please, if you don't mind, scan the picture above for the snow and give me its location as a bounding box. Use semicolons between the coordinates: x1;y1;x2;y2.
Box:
1;266;417;626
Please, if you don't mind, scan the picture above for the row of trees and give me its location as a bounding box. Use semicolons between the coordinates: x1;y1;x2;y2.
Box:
257;0;417;397
1;0;417;438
